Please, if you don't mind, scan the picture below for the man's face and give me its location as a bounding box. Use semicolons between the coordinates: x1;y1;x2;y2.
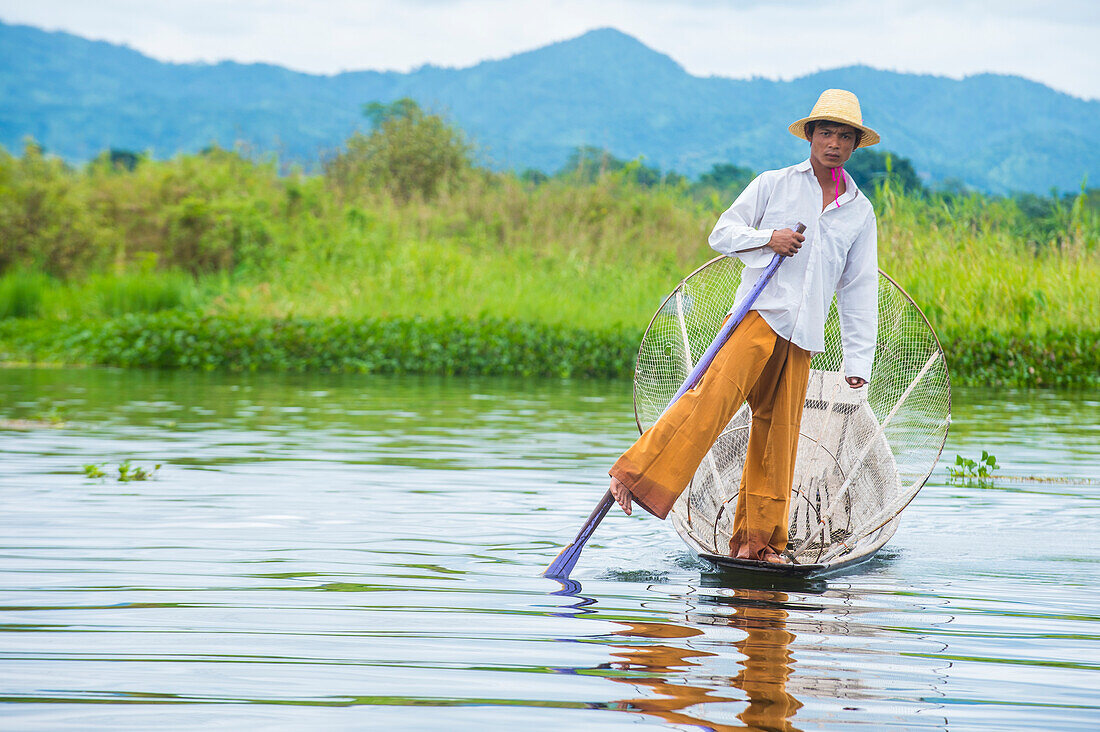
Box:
809;122;858;168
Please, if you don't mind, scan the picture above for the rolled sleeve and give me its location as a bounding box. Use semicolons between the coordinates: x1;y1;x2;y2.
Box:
709;175;775;269
836;211;878;382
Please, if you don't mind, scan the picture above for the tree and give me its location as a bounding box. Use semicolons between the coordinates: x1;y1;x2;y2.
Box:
363;99;422;128
325;98;472;200
107;148;143;171
558;146;627;183
556;146;668;187
844;149;923;193
695;163;755;194
519;168;549;185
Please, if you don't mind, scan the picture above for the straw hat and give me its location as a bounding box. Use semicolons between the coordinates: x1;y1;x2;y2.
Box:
789;89;879;148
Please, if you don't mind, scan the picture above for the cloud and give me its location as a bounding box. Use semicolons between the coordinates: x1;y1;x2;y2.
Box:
1;0;1097;98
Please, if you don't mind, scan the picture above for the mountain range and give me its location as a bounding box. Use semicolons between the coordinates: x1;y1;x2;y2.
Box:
1;21;1097;194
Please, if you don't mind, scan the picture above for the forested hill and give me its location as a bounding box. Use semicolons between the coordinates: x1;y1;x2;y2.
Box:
2;20;1097;194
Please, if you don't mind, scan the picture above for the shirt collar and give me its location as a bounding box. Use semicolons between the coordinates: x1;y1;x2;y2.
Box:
841;168;860;202
797;158;862;205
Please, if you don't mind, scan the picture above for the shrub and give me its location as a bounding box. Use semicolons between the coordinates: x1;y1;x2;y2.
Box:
0;143;105;276
324;98;473;201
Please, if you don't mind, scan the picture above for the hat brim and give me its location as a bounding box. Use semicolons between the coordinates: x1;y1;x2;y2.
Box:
789;115;880;148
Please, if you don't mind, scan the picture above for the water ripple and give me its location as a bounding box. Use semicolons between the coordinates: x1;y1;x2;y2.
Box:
1;370;1097;730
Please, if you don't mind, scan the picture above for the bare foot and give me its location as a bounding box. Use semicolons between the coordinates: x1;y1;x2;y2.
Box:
609;476;632;516
730;542;789;564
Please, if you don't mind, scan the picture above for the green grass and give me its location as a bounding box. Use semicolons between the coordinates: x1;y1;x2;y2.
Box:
0;269;199;320
0;270;50;318
0;143;1097;386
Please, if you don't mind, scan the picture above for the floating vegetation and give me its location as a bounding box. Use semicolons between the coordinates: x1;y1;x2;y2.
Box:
0;404;65;430
1;417;63;430
83;461;161;482
986;474;1100;486
6;313;635;378
29;405;65;425
947;451;1000;487
81;463;107;479
117;460;160;482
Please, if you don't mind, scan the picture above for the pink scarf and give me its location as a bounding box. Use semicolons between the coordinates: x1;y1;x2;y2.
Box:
830;166;843;208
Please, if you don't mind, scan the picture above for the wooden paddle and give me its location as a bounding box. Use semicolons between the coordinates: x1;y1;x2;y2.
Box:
543;223;806;579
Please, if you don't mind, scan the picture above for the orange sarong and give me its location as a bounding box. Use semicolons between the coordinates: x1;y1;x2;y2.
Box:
610;311;811;558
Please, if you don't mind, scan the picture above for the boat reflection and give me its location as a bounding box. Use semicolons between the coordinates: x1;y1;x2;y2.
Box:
605;578;806;731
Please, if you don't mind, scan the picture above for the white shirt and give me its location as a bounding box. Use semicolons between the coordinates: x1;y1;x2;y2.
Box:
708;159;878;381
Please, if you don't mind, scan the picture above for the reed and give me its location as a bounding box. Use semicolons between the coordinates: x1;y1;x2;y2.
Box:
0;270;49;319
0;268;199;320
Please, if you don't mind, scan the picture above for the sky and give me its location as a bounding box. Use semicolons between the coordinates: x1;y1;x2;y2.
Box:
2;0;1098;100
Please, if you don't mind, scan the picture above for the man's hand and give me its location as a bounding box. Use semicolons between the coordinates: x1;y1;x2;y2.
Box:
846;376;867;389
766;228;805;257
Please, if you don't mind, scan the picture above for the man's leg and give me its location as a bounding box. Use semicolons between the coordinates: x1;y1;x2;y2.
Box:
729;338;812;561
610;312;778;519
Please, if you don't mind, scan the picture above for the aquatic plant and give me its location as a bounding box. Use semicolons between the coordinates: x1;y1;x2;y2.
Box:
29;405;65;425
117;460;160;482
7;310;1097;386
82;463;107;479
947;451;1000;487
35;312;635;378
82;460;161;481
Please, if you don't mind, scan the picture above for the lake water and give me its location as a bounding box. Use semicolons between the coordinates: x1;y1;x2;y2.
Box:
1;368;1097;730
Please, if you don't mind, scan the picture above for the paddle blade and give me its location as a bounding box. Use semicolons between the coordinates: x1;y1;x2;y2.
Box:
543;540;585;579
543;490;615;579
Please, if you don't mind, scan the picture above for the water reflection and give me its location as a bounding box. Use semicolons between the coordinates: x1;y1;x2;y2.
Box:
562;573;809;731
1;369;1097;730
608;620;741;730
705;588;801;731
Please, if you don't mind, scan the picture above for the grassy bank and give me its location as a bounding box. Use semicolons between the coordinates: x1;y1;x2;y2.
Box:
1;132;1098;387
2;312;1095;387
0;313;634;377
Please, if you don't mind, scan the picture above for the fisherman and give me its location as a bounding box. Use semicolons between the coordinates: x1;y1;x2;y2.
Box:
607;89;880;564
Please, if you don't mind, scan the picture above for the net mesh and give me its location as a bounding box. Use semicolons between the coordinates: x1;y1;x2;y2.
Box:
634;256;951;566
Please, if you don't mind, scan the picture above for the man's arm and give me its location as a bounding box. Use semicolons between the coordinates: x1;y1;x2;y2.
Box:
836;211;878;386
709;174;803;266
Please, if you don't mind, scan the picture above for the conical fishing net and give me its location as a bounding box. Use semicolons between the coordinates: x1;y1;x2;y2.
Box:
634;256;951;566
